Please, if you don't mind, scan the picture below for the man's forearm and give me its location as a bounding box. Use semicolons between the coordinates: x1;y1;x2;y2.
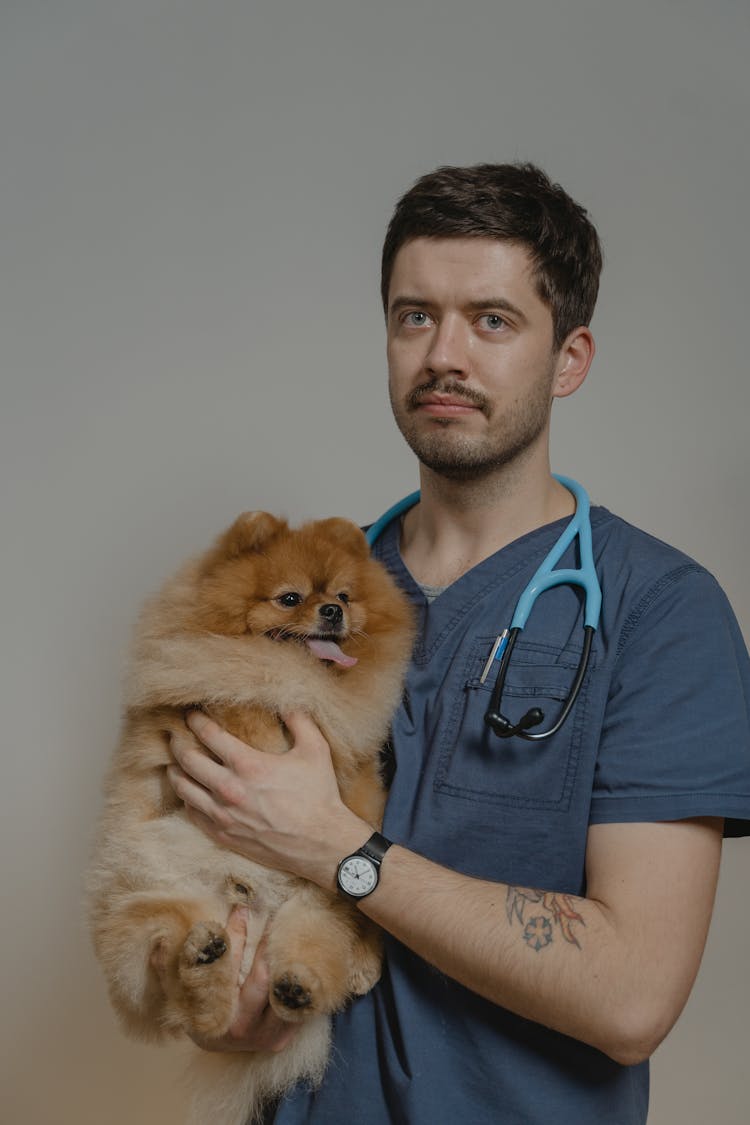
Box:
314;818;722;1067
336;843;634;1061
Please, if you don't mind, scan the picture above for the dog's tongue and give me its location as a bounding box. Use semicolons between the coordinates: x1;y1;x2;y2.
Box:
306;638;358;667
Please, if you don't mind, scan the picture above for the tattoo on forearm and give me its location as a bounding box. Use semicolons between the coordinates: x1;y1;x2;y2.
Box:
506;886;585;951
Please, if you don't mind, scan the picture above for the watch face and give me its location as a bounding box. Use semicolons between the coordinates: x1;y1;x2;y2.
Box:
338;855;378;897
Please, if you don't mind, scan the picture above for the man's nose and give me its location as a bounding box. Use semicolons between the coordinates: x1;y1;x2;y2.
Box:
425;316;469;378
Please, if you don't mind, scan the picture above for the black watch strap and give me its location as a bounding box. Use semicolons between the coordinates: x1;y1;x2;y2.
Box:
358;831;392;865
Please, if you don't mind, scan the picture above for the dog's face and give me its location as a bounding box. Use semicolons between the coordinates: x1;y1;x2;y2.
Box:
187;513;396;668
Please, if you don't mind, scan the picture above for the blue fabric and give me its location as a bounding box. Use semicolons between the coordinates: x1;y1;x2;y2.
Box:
270;507;750;1124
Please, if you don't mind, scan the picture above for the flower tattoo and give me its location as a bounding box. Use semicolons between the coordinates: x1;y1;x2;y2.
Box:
523;916;553;951
507;886;585;951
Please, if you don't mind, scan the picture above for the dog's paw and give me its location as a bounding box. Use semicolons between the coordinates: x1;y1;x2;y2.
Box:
273;975;312;1011
177;921;236;1038
269;964;322;1023
181;921;228;968
347;957;382;997
347;923;383;996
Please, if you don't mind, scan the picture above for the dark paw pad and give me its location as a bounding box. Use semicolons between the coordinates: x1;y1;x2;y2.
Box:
273;975;312;1010
196;935;227;964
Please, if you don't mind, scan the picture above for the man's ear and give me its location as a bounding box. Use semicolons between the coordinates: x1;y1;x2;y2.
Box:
552;326;595;400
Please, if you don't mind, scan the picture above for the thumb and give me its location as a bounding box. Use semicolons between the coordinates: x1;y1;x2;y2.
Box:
225;905;249;980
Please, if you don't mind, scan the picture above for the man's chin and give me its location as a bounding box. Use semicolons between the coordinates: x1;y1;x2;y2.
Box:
403;438;507;482
394;404;550;483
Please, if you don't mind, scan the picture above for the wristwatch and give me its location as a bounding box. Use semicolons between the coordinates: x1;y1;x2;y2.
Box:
336;832;392;900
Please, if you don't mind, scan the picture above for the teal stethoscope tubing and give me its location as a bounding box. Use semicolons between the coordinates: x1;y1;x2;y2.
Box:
366;474;602;741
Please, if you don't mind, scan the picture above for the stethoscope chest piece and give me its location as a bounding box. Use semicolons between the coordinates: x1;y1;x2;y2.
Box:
483;622;596;742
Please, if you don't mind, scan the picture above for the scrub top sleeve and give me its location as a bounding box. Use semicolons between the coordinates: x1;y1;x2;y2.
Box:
590;566;750;836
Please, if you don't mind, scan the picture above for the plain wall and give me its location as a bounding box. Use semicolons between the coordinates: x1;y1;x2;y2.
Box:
1;2;748;1122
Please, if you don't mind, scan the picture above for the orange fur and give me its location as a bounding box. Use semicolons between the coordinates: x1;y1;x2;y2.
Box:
87;513;414;1124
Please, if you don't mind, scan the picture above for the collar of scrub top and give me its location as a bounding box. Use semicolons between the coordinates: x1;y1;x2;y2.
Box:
366;474;602;742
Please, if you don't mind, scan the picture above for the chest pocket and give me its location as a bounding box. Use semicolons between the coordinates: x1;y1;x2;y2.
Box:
434;636;592;811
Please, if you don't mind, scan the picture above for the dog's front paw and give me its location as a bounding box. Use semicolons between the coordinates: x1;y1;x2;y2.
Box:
347;954;382;997
347;926;383;996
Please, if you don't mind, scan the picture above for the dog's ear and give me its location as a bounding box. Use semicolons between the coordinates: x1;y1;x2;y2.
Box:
199;511;287;574
221;511;287;557
312;517;370;558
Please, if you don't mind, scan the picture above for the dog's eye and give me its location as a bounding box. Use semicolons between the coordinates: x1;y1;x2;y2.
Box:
277;592;303;608
336;592;350;605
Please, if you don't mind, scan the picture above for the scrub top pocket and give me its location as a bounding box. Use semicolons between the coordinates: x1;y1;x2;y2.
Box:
434;637;592;811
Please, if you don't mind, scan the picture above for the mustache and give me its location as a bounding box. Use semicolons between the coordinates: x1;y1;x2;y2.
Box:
405;379;491;417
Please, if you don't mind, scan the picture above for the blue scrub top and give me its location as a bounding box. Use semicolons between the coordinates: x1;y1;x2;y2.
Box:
271;507;750;1125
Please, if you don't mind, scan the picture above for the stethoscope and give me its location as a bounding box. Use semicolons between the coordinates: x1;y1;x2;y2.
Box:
366;474;602;741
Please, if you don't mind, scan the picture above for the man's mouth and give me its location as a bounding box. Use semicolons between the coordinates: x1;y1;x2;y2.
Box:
407;385;490;418
416;395;481;417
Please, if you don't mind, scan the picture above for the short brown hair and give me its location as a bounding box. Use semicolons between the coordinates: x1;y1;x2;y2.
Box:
381;163;602;349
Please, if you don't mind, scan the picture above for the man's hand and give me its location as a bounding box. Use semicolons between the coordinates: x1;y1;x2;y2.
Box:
191;907;298;1054
167;710;370;887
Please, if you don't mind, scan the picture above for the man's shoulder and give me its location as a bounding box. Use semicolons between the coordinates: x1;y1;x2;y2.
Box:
590;506;737;649
592;505;710;579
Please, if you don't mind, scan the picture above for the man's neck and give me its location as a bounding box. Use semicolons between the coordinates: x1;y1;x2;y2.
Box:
399;460;575;588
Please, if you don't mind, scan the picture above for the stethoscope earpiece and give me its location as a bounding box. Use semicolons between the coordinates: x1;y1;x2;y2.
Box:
519;707;545;732
484;707;545;739
484;710;512;737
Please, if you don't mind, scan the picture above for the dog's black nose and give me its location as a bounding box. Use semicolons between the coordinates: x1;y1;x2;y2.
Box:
319;603;343;626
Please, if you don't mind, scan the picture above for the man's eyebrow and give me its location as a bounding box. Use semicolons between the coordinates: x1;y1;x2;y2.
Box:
464;298;528;323
388;295;432;316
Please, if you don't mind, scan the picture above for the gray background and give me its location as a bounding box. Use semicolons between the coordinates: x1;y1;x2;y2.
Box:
1;2;748;1122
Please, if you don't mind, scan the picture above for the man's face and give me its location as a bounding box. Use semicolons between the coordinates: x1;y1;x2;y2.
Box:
386;237;563;482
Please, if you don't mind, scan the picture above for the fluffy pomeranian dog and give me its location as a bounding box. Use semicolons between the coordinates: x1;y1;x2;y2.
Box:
87;512;414;1124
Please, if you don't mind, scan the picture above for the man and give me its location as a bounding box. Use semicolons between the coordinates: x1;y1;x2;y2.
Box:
168;164;750;1123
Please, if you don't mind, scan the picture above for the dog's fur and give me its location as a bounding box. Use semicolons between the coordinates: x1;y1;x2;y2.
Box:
87;513;414;1124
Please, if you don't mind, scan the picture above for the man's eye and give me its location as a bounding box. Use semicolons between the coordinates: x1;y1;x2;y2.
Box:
478;313;506;331
277;592;303;607
403;311;432;327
